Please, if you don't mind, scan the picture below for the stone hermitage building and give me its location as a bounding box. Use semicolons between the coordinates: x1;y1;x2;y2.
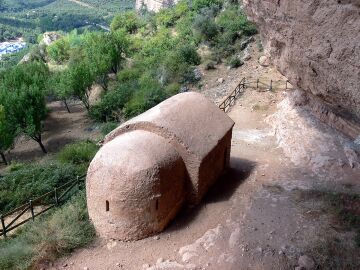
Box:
86;92;235;240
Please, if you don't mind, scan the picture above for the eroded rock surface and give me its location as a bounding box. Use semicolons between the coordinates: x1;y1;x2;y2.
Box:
243;0;360;127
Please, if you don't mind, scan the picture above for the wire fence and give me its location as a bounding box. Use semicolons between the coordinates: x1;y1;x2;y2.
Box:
0;175;85;239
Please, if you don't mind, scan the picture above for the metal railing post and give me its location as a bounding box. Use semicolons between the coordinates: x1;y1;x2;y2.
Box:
1;215;6;238
29;200;35;221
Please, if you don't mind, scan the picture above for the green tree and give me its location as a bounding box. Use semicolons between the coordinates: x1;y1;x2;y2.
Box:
110;11;142;34
0;105;15;165
83;31;129;91
0;62;49;153
46;38;70;63
192;0;221;12
49;71;73;113
1;84;48;153
64;60;94;111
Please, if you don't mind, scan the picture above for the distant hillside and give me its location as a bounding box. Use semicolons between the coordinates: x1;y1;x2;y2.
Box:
0;0;135;42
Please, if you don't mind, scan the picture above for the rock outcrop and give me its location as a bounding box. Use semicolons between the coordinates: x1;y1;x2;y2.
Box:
136;0;178;12
243;0;360;137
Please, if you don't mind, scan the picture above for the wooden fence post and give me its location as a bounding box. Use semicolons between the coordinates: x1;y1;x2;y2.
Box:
29;200;35;221
54;188;59;206
1;215;6;238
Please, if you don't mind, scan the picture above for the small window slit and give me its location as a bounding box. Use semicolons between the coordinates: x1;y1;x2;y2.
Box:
106;200;110;212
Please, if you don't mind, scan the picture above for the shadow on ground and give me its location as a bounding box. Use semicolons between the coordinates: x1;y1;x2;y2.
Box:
166;157;256;232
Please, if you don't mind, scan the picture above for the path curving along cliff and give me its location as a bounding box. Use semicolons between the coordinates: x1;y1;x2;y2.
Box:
243;0;360;138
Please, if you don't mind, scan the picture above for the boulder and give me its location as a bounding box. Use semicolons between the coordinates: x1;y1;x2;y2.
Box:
258;55;270;67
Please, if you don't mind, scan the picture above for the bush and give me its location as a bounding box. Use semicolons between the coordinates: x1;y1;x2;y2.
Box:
90;84;134;122
175;13;197;42
46;38;70;63
216;6;257;36
193;14;219;41
117;68;141;83
178;44;201;65
165;82;181;96
192;0;222;12
204;60;216;70
160;52;194;84
124;76;167;118
57;140;98;167
110;11;143;34
0;191;95;270
0;163;79;213
155;8;177;27
101;122;118;135
228;57;244;68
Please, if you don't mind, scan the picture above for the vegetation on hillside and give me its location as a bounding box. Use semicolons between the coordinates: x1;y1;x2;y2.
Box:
0;0;134;43
0;191;95;270
0;0;257;268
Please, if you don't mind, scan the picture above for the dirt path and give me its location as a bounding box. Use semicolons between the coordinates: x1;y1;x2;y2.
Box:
0;101;101;168
51;39;360;270
67;0;94;9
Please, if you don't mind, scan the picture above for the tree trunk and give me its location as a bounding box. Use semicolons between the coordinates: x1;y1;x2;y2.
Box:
98;74;108;92
33;134;47;154
38;139;47;154
0;152;7;165
63;99;71;113
82;90;91;112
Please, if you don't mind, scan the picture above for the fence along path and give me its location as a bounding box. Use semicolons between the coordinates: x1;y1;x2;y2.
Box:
0;77;291;239
0;175;85;238
218;77;291;112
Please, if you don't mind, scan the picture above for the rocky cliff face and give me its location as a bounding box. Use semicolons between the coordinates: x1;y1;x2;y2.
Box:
136;0;178;12
243;0;360;136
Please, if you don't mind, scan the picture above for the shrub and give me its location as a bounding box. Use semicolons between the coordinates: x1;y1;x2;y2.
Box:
165;82;181;96
124;76;167;118
178;44;201;65
160;52;194;84
216;7;257;36
193;14;219;41
204;60;216;70
0;191;95;270
90;84;134;122
175;14;197;42
228;57;244;68
155;8;177;27
101;122;118;135
0;162;79;213
192;0;222;12
117;68;141;83
57;140;98;167
46;38;70;63
110;11;143;34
